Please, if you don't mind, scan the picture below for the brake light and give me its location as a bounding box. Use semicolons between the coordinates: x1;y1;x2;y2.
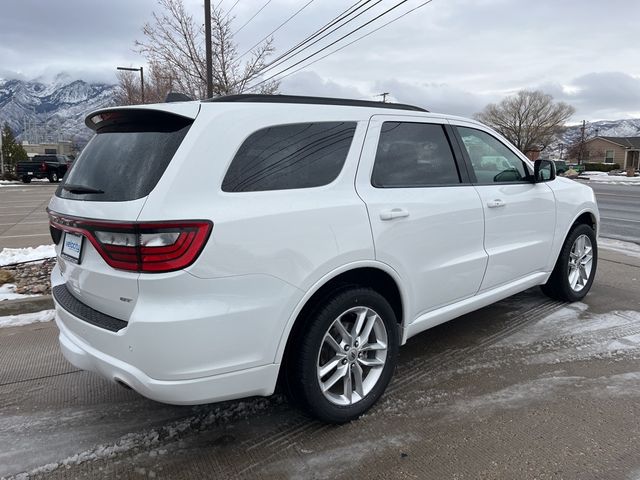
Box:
48;212;212;273
40;162;47;172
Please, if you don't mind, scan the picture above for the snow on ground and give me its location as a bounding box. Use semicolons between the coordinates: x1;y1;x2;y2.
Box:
0;244;56;266
0;309;54;328
579;173;640;184
600;237;640;259
10;396;282;479
496;302;639;346
0;284;36;301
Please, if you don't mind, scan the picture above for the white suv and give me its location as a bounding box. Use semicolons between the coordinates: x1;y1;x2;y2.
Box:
49;95;598;423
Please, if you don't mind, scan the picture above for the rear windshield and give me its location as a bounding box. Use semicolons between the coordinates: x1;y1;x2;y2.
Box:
56;110;192;202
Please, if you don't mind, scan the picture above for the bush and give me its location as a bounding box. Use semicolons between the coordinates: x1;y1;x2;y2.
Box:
0;171;18;181
583;163;620;172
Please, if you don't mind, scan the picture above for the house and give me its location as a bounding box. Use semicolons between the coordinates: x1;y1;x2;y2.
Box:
570;136;640;170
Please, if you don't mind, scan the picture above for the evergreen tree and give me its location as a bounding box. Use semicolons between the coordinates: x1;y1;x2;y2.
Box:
1;123;29;174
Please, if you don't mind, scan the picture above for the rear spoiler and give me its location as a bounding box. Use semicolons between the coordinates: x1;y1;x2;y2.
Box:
85;103;200;131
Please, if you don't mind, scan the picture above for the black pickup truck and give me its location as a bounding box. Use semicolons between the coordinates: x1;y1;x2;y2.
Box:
16;155;73;183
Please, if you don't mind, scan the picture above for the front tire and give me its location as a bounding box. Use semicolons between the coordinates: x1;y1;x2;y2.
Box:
541;224;597;302
286;287;399;423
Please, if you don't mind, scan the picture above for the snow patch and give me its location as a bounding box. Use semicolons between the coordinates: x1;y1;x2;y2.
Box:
580;175;640;184
456;375;583;413
0;284;37;301
0;309;54;328
600;238;640;259
11;396;282;478
0;244;56;266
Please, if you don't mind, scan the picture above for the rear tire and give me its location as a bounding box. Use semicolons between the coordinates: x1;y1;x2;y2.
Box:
48;172;59;183
22;176;31;184
285;287;399;423
541;224;597;302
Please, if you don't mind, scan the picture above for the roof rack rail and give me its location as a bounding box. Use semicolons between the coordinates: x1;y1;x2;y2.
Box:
203;94;428;112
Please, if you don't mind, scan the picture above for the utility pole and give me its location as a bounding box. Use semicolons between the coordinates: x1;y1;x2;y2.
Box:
559;143;564;161
577;120;587;165
376;92;390;103
204;0;213;99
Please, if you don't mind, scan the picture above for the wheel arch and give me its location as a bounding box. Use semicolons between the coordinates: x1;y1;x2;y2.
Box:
571;210;598;233
545;208;599;279
274;261;407;368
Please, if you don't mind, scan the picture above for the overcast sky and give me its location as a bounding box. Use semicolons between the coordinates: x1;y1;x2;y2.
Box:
1;0;639;121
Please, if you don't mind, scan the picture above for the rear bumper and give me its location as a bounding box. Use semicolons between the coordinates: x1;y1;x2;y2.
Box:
51;263;303;405
57;317;279;405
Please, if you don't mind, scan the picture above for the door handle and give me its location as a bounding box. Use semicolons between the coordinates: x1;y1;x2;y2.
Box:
487;199;506;208
380;208;410;221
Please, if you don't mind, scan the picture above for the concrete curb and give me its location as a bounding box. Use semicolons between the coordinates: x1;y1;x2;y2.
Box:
0;295;54;316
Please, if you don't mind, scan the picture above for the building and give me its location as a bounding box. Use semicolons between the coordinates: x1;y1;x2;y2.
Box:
571;136;640;170
21;141;75;158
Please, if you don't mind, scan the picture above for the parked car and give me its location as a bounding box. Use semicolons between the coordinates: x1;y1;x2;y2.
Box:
553;160;568;175
567;163;585;174
17;154;73;183
48;95;599;423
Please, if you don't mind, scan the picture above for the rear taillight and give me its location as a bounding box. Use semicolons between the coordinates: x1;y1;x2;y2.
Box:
40;162;47;172
48;212;212;273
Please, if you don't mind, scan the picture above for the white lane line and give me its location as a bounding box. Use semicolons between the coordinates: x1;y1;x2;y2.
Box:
0;233;51;239
0;222;49;227
600;216;640;224
595;193;640;198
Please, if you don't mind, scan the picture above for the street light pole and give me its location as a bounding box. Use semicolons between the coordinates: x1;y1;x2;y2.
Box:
204;0;213;99
116;66;145;103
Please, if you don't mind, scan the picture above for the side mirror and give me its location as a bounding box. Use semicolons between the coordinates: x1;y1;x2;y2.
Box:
534;159;556;182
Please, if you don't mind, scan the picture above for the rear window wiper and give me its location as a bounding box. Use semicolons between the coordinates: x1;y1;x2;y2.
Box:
63;183;105;194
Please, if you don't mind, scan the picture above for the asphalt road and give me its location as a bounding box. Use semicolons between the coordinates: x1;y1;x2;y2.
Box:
586;182;640;243
1;248;640;479
0;182;57;250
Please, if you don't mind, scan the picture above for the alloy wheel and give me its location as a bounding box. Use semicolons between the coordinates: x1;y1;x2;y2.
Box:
568;234;593;292
316;306;388;406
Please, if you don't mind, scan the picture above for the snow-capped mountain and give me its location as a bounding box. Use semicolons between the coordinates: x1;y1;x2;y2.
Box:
0;74;116;144
547;119;640;158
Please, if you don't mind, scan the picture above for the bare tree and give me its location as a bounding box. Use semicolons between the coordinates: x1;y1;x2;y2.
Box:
127;0;278;102
475;90;575;153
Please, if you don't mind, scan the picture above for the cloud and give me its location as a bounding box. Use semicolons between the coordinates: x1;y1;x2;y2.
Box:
280;71;366;99
538;72;640;120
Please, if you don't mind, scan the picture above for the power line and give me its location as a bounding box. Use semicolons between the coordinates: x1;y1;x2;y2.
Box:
235;0;273;35
238;0;316;59
257;0;381;79
261;0;371;73
246;0;417;91
247;0;435;92
222;0;240;21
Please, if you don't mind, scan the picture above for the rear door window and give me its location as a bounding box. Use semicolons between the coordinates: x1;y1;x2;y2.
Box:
371;122;461;187
56;110;192;202
222;122;357;192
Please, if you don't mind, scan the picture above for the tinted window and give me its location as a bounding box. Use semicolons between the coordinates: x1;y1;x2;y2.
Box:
57;111;192;202
222;122;356;192
456;127;529;184
371;122;460;187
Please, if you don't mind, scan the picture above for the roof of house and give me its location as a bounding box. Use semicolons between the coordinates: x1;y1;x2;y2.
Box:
593;136;640;148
